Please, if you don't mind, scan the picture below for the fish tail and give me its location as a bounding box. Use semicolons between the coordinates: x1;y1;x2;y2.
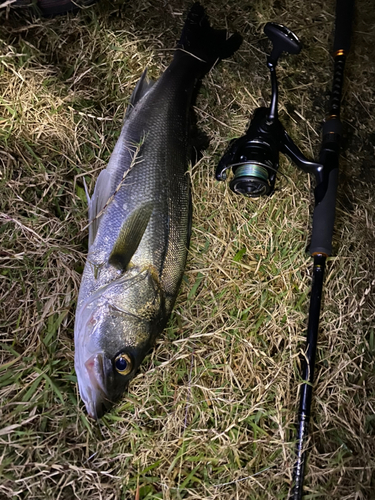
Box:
176;2;242;71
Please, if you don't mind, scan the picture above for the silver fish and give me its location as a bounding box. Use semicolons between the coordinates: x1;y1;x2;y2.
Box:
74;3;242;418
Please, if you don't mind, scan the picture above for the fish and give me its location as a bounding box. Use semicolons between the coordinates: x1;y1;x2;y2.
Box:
74;2;242;419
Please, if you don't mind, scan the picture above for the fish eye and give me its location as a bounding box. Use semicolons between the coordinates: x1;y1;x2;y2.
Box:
114;352;133;376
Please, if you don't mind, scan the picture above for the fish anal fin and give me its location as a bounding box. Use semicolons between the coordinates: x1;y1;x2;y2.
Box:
108;202;153;271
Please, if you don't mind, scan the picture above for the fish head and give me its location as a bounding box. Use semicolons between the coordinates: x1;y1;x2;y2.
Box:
74;268;165;418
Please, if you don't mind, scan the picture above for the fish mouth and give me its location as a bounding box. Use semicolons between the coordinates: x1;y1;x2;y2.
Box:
83;353;113;419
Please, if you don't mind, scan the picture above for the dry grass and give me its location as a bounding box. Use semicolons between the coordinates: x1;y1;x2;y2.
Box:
0;0;374;498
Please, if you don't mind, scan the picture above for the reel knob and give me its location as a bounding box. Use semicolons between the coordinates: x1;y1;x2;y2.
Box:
265;23;301;64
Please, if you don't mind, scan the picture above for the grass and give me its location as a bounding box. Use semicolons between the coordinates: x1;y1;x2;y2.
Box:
1;0;374;498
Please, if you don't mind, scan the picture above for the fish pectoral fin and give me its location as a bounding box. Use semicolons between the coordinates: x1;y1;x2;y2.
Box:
88;169;112;248
124;69;155;120
108;201;154;271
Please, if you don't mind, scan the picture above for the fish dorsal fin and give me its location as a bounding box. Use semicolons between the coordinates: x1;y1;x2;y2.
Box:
124;69;155;119
88;169;113;248
108;201;154;271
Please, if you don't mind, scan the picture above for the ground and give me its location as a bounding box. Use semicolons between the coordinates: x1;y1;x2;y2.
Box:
0;0;374;499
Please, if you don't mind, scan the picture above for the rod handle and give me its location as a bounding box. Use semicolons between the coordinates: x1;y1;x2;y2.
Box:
309;137;339;256
333;0;355;53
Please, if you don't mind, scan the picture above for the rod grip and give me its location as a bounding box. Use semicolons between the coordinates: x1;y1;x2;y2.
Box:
333;0;355;53
309;149;339;256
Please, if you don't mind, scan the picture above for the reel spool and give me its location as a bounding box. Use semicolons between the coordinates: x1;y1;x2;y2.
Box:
230;163;271;197
228;138;277;197
215;106;281;198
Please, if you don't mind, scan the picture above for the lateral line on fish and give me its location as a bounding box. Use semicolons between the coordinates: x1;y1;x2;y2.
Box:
82;139;145;233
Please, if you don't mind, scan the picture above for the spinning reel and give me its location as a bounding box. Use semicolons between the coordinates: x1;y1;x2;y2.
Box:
216;23;323;198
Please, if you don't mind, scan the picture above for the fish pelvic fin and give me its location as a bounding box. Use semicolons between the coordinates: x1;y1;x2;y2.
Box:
124;69;155;120
176;2;242;70
108;201;153;271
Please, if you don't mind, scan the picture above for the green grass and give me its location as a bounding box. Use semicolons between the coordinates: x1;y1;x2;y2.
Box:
1;0;375;498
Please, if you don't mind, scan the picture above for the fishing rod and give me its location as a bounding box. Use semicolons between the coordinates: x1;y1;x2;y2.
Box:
290;2;355;497
215;1;355;497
